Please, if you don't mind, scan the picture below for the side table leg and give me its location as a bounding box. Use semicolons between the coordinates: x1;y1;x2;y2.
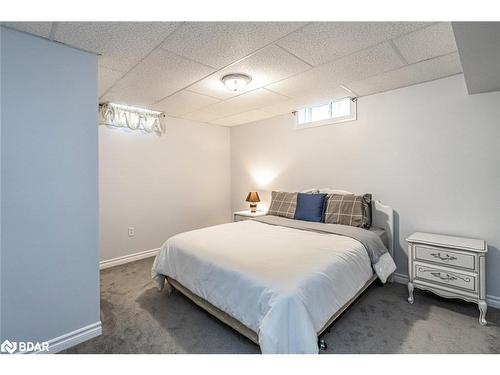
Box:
479;300;487;326
408;282;414;304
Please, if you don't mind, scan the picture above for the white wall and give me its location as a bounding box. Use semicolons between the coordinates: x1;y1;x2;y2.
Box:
1;28;99;344
230;75;500;299
99;117;231;262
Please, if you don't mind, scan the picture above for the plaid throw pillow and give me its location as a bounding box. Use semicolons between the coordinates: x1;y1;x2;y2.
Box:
268;191;297;219
324;193;372;228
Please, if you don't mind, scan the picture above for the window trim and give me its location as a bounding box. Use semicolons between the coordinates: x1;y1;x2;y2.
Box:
294;97;357;130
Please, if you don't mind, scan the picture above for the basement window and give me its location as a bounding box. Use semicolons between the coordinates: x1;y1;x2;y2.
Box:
295;97;357;129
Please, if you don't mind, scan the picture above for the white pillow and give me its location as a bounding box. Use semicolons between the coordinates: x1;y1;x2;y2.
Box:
318;188;354;195
300;188;319;193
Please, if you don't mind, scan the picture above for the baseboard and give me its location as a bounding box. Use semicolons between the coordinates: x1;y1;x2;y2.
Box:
16;321;102;354
100;248;159;270
486;294;500;309
391;272;500;309
392;272;409;284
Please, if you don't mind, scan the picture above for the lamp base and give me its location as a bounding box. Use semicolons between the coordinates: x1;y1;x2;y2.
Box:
249;203;257;213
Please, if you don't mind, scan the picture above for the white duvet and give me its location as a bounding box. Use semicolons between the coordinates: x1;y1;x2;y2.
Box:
152;220;395;354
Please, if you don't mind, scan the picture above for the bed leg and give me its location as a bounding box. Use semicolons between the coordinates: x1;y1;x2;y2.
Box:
318;339;327;351
164;280;173;295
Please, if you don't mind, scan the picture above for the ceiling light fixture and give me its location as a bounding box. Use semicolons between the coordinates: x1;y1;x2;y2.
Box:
221;73;252;92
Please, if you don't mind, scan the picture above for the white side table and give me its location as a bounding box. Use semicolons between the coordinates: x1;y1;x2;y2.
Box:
233;210;267;222
407;232;488;325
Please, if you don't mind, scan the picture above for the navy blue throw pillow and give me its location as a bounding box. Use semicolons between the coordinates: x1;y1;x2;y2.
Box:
294;193;327;222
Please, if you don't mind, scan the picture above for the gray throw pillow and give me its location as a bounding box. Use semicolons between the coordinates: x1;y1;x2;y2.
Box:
323;193;372;228
267;191;297;219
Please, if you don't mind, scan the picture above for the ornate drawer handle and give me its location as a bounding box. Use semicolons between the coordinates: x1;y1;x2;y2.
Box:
430;252;457;262
430;272;457;282
418;267;471;283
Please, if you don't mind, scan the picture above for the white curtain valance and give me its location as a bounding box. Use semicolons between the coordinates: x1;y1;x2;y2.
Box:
99;103;166;136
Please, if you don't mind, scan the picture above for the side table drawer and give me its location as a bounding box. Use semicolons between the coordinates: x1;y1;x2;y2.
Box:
414;245;476;271
414;262;477;293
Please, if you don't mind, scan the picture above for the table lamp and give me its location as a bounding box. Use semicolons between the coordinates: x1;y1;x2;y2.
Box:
245;192;260;213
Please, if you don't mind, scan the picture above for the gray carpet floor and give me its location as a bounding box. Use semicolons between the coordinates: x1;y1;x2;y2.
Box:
63;257;500;354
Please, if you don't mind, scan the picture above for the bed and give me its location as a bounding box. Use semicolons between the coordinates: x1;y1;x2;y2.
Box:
152;193;396;354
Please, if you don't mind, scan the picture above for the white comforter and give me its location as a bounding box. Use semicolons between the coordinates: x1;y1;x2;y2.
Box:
152;220;394;354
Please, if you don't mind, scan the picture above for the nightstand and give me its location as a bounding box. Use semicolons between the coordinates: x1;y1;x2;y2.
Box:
407;232;488;325
233;210;267;222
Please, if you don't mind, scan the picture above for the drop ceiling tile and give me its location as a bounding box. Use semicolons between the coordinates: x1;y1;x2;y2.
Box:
261;86;353;115
277;22;430;66
152;90;220;117
210;110;276;126
98;65;124;97
187;45;312;99
101;48;215;107
180;111;213;123
2;22;53;38
182;88;288;122
265;68;330;98
345;52;462;97
161;22;306;69
393;22;458;64
54;22;180;71
266;42;405;98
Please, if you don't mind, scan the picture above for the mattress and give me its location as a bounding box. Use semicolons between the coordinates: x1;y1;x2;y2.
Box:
152;218;395;353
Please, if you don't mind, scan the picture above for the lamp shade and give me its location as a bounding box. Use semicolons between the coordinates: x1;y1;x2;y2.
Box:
245;191;260;203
